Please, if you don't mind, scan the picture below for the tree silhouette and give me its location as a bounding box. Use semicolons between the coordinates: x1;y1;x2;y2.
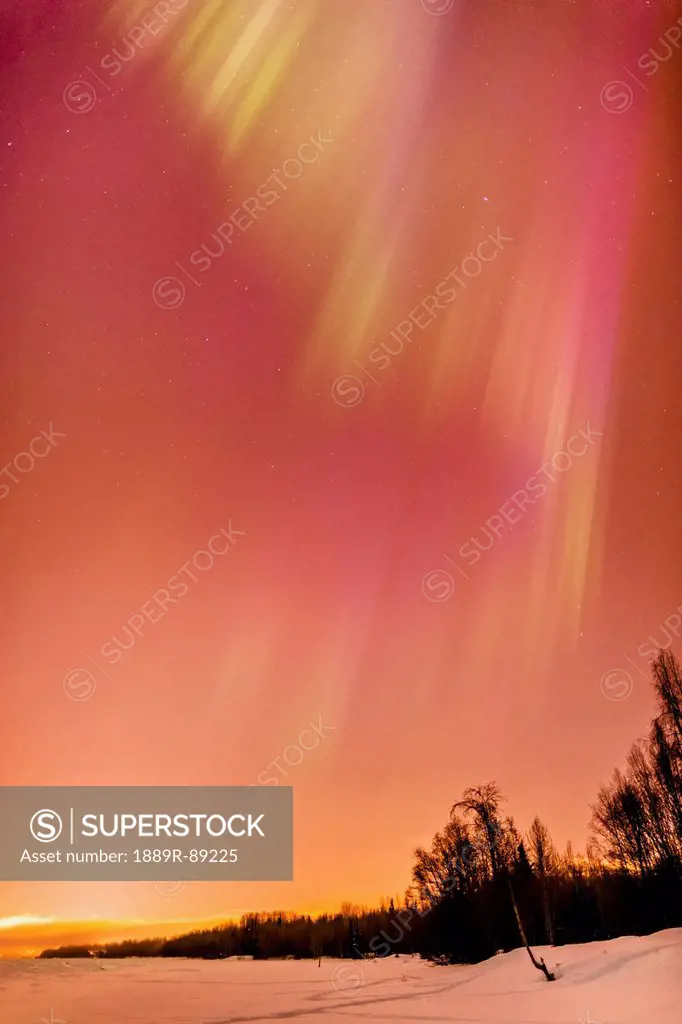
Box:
453;785;555;981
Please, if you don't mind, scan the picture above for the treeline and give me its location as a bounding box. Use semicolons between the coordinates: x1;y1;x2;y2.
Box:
40;651;682;963
38;908;406;960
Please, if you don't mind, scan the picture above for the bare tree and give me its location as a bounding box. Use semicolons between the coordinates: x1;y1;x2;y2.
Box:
411;813;479;910
653;650;682;745
453;784;555;982
591;652;682;873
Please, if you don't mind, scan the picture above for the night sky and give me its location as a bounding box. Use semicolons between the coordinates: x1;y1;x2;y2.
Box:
1;0;682;956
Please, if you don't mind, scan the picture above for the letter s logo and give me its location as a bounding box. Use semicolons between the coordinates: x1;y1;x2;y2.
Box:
30;809;63;843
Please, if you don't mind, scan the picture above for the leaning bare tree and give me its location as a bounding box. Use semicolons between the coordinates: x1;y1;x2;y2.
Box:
453;784;555;982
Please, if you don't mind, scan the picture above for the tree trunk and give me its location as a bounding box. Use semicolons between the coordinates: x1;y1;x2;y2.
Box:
507;875;555;981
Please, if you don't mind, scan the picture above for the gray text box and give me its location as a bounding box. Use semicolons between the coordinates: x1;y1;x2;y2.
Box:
0;786;292;881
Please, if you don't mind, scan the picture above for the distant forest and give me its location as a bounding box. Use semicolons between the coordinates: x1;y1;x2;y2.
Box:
40;650;682;964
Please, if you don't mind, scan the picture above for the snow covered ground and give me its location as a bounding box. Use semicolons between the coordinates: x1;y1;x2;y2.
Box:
0;929;679;1023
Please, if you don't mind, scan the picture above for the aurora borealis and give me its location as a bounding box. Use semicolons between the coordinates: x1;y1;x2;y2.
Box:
1;0;681;956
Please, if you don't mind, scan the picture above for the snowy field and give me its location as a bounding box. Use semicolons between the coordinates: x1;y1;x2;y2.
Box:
0;929;679;1023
